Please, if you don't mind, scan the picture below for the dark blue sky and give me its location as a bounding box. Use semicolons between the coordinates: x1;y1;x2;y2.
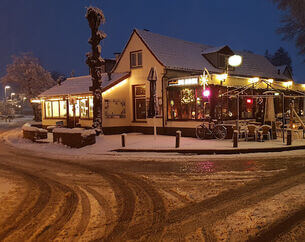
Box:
1;0;304;86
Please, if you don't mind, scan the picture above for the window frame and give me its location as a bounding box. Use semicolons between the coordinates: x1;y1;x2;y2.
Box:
132;85;146;121
130;50;143;68
44;100;67;119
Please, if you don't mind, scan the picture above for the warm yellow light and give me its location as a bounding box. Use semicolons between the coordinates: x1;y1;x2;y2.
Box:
266;79;274;84
302;84;305;88
283;81;293;88
215;73;228;81
228;55;243;67
274;92;280;96
199;75;208;86
103;79;128;95
249;77;259;84
31;99;41;103
48;98;63;101
5;85;10;89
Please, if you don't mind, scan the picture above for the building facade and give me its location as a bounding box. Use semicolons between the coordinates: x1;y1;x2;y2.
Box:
38;29;305;136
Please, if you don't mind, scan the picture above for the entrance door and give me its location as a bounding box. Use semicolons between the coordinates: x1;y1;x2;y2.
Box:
133;85;146;121
67;100;80;128
135;98;146;119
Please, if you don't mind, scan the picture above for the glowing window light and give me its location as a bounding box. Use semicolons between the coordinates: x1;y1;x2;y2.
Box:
228;55;243;67
203;89;210;97
248;77;259;84
103;79;128;95
215;73;228;81
266;79;274;84
175;78;198;86
178;79;185;85
30;99;41;103
283;81;293;88
302;84;305;88
184;78;198;85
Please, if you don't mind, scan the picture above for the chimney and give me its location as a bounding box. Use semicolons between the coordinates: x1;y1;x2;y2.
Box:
114;52;121;62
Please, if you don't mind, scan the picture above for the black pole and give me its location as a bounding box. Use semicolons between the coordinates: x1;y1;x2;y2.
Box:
282;93;285;143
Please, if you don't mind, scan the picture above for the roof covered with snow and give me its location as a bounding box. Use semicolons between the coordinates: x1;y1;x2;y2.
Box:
39;72;129;97
135;29;289;80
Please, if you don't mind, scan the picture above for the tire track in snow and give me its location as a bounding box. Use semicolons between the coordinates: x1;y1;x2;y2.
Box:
0;163;51;241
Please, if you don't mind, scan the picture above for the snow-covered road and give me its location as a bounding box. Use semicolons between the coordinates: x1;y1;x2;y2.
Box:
0;131;305;240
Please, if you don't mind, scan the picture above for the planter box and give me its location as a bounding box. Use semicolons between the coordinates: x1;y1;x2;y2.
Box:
53;128;96;148
23;126;48;142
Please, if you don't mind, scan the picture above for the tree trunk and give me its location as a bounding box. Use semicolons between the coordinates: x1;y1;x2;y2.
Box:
31;103;41;121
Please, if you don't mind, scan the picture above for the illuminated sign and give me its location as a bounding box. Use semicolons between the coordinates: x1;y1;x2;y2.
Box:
168;78;198;86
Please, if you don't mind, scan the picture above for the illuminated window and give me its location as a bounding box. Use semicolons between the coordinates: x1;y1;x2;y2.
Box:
89;97;93;118
59;101;67;117
69;103;74;117
69;100;80;117
168;87;209;120
80;99;89;118
45;101;52;118
52;101;59;117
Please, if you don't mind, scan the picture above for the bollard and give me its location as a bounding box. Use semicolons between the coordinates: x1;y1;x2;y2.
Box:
233;130;238;148
121;133;127;147
176;130;181;148
287;129;292;145
271;122;277;139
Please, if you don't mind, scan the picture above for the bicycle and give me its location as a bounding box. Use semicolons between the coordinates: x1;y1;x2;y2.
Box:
196;119;227;140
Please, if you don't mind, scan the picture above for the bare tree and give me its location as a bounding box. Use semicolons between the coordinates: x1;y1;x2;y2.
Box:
0;53;56;120
86;7;106;135
273;0;305;58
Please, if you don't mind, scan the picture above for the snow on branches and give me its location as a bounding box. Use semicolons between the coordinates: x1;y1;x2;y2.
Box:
0;53;56;99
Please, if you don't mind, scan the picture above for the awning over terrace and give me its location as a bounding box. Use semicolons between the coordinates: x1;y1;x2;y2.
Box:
39;72;130;98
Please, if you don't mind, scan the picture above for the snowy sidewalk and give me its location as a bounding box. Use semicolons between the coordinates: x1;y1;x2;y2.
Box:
3;129;305;157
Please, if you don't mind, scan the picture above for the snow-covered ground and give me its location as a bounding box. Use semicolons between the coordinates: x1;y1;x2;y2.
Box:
3;128;305;160
0;116;33;129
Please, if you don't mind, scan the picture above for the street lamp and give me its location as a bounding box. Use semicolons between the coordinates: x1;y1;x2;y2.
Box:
228;55;243;67
226;55;243;133
4;85;10;101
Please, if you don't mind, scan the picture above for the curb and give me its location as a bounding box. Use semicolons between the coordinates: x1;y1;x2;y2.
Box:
113;145;305;155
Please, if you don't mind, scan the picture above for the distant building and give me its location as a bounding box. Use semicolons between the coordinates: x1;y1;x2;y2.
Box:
38;29;304;136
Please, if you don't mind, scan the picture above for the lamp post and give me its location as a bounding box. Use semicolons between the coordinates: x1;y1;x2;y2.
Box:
4;85;10;101
227;55;243;132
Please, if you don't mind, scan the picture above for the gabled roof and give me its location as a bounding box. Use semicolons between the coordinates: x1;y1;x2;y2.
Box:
134;29;290;80
39;72;130;97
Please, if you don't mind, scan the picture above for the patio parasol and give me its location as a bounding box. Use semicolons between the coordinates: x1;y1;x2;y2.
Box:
147;67;158;118
264;96;276;123
147;67;158;137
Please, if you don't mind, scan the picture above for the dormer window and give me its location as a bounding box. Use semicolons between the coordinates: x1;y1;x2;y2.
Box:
202;45;235;70
218;53;228;69
130;51;142;68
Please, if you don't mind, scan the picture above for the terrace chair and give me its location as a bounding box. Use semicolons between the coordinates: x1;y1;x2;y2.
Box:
259;125;271;141
232;125;246;140
245;125;258;141
275;121;283;137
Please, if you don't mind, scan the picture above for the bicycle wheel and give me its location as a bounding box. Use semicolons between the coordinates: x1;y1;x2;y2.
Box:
214;125;227;140
196;125;206;140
